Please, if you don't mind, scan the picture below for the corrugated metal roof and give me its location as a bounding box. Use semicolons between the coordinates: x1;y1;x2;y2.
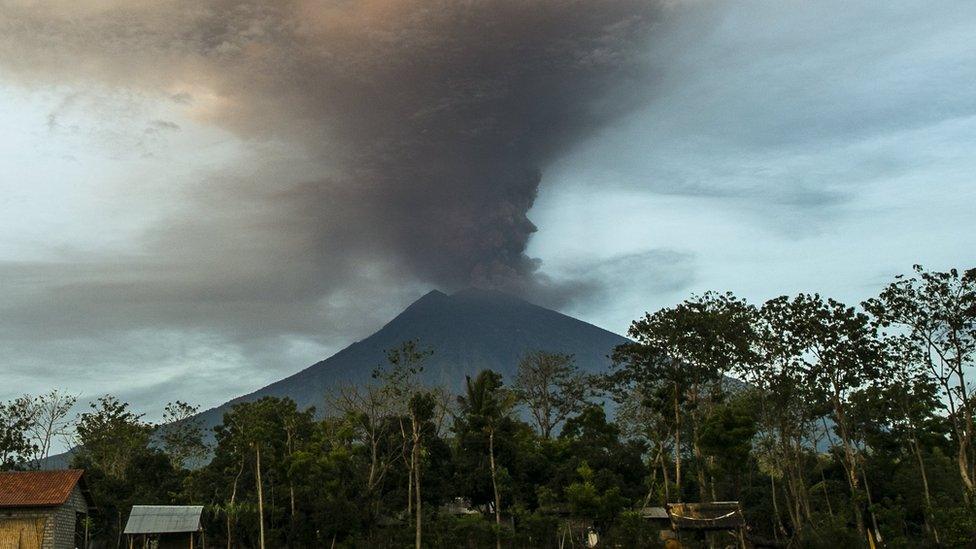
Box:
124;506;203;534
639;506;670;519
0;470;85;508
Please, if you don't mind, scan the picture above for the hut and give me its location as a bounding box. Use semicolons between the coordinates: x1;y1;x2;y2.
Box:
0;469;93;549
123;505;205;549
666;501;748;548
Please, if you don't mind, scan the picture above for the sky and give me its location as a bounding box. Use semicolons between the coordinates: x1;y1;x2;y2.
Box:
1;0;974;423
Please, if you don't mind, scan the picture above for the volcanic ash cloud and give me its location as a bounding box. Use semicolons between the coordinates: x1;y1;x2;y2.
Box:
0;0;659;296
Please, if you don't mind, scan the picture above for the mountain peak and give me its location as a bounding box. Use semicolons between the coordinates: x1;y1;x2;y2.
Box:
193;284;628;432
412;289;449;305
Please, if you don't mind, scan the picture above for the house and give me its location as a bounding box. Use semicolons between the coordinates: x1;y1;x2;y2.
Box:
0;469;93;549
123;506;205;549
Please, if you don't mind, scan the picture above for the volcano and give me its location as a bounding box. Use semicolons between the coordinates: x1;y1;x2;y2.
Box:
194;288;629;430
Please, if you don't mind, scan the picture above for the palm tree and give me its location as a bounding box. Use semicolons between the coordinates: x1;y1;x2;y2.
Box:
458;371;515;549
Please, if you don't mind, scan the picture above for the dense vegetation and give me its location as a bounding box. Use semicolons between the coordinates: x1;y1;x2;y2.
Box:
1;265;974;548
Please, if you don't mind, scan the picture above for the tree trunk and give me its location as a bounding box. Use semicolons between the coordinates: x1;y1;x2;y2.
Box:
400;418;413;515
911;435;939;544
368;438;379;490
958;429;974;499
832;392;865;537
954;351;975;498
819;463;834;517
770;475;786;541
673;383;682;498
661;450;672;503
489;429;502;549
227;456;244;549
255;443;266;549
286;429;297;519
693;433;708;502
860;465;882;546
643;447;663;507
413;414;423;549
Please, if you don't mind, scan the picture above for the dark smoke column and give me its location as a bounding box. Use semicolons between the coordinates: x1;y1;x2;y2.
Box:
198;0;659;293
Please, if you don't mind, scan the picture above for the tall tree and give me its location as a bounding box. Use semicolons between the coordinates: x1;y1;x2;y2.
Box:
787;294;883;537
331;380;402;509
159;400;208;470
864;265;976;499
614;385;675;504
374;340;433;549
23;389;77;465
738;296;821;536
512;351;590;439
74;395;153;480
214;397;312;549
72;395;177;547
614;291;755;501
456;370;516;549
848;350;944;545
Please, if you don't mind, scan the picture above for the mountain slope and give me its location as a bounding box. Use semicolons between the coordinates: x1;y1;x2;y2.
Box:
194;288;629;430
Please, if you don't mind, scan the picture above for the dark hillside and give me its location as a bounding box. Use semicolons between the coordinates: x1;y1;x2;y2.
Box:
193;288;629;431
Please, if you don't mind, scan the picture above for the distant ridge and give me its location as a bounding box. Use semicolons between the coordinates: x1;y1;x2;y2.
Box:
192;288;629;432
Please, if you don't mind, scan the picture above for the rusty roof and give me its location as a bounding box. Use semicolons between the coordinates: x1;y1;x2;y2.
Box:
0;469;85;508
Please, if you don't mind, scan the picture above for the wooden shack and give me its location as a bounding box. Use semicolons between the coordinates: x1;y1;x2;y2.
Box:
0;469;93;549
124;505;204;549
666;501;748;548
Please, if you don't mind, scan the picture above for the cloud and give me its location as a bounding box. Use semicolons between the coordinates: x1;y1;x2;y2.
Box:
0;0;659;294
0;1;662;413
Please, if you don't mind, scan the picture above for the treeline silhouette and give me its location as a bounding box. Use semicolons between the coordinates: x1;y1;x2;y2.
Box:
1;265;974;548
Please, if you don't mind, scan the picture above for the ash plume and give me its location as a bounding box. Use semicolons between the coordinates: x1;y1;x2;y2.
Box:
1;0;657;296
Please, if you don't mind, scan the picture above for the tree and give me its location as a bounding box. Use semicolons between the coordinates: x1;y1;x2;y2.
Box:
612;291;755;501
288;418;363;546
159;400;208;469
72;395;176;547
737;295;822;537
785;294;883;537
864;265;976;499
699;392;758;501
0;397;36;471
512;351;590;439
847;353;945;545
331;381;400;506
614;385;675;505
564;461;628;544
408;391;436;549
23;389;77;465
374;340;433;549
75;395;153;480
209;396;317;548
456;370;517;549
559;405;647;514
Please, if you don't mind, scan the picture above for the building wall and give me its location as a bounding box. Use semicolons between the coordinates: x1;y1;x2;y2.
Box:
0;486;89;549
0;508;54;549
50;486;89;548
